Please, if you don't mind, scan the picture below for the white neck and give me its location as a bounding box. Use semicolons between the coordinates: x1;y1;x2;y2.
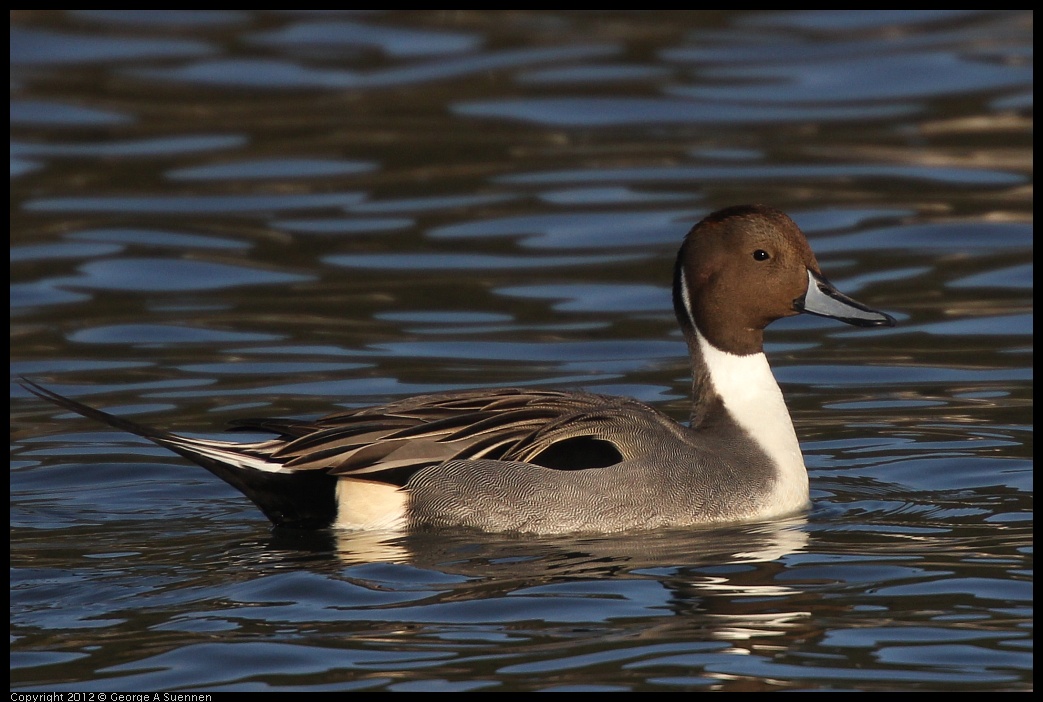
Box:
695;329;809;516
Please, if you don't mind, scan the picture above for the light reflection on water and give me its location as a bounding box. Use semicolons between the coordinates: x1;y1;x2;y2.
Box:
10;10;1031;692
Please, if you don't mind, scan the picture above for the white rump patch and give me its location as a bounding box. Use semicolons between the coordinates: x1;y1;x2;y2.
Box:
335;479;408;531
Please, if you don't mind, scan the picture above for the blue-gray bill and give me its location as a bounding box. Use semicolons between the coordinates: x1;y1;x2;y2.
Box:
796;270;896;327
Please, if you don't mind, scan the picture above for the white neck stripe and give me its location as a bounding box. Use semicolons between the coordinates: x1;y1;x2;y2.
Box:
693;328;809;515
678;264;698;332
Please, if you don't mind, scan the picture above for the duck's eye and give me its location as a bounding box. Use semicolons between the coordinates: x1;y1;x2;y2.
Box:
753;249;770;261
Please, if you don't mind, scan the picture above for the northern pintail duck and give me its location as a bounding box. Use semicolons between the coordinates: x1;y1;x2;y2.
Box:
24;205;895;534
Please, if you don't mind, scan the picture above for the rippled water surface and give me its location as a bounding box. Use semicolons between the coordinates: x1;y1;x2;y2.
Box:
11;10;1032;691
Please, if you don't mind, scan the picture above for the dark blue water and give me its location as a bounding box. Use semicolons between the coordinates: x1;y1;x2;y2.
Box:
11;10;1031;691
